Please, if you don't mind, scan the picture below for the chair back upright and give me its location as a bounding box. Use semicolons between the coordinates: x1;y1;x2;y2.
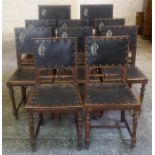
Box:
85;36;129;84
32;38;78;85
15;27;52;69
95;26;138;65
80;4;113;27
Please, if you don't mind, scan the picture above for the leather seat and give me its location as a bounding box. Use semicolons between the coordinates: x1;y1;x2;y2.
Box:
29;84;81;107
9;69;34;82
86;83;137;105
127;65;148;82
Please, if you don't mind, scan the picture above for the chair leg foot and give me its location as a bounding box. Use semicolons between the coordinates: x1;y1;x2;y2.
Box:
21;86;27;103
140;83;146;103
130;139;136;148
28;113;36;151
85;112;90;149
39;113;44;125
131;110;139;148
77;111;82;150
8;85;18;120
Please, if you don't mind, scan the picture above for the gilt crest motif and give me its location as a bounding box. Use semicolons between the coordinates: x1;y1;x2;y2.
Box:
42;8;47;17
99;22;104;31
19;32;25;43
61;32;68;38
38;42;46;57
83;8;88;17
106;30;113;37
90;42;98;56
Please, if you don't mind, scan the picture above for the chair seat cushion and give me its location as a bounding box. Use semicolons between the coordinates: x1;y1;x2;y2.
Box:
29;84;81;107
9;69;34;82
127;65;148;81
86;83;138;104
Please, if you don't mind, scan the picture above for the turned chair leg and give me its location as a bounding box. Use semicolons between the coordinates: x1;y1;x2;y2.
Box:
77;111;82;150
128;83;132;89
21;86;27;103
121;110;125;122
28;113;36;151
140;83;146;103
39;113;44;125
85;112;90;149
8;85;18;120
131;110;139;148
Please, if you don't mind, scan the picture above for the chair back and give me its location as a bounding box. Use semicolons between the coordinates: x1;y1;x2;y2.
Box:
57;27;93;53
80;5;113;26
15;27;52;69
95;26;137;64
33;38;78;85
95;18;125;35
85;36;129;84
57;19;89;28
38;5;71;20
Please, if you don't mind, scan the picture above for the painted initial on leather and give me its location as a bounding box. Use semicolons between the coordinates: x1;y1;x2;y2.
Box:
90;42;98;56
38;42;46;57
19;32;25;43
106;30;113;37
42;8;47;17
83;8;88;17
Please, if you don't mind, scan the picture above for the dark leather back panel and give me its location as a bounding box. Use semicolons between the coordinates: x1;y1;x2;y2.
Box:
57;27;93;52
96;26;137;50
33;38;77;68
95;18;125;35
57;19;89;28
80;5;113;26
86;36;129;66
25;19;56;28
15;27;52;53
38;5;71;20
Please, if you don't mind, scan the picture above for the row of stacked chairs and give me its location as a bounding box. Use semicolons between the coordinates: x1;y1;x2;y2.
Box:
7;4;148;151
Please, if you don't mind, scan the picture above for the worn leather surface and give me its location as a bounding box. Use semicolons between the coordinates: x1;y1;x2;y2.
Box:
57;19;89;28
95;18;125;35
9;69;34;81
15;27;52;53
96;26;137;50
57;27;93;52
38;5;70;20
80;5;113;26
100;65;147;81
25;19;56;28
30;84;80;106
33;38;77;67
86;83;137;104
127;65;148;80
86;36;129;65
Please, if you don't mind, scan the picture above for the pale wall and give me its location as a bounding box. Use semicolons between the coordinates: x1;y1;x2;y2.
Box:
3;0;144;35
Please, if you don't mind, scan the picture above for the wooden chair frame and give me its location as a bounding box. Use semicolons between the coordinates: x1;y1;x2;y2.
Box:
84;36;141;149
6;27;52;119
25;37;83;151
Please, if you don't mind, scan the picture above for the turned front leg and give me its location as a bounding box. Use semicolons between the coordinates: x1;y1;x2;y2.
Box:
131;110;139;148
8;85;18;120
77;111;82;150
21;86;27;103
28;113;36;151
140;83;146;103
85;112;90;149
121;110;125;122
39;113;44;125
